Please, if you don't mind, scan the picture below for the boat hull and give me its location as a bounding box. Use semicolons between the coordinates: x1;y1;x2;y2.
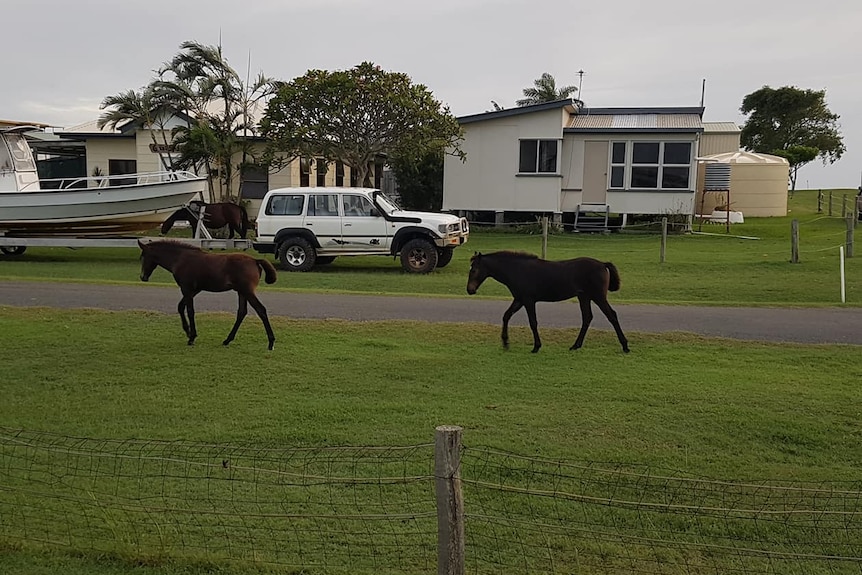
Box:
0;178;205;236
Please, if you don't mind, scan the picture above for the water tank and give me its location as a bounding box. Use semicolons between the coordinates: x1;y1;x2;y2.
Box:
704;162;731;191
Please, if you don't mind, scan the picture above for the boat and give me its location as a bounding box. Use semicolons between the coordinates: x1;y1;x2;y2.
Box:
0;126;205;237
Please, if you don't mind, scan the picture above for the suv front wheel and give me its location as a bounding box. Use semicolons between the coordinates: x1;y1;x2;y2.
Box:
400;238;438;274
278;237;316;272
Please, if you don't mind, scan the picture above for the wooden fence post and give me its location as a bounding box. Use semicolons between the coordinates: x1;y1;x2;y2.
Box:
541;216;549;260
842;194;848;218
829;192;833;216
846;215;855;258
791;219;799;263
436;425;465;575
817;190;823;213
660;217;667;263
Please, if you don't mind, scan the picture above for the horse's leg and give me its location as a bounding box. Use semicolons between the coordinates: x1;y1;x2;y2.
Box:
183;290;199;346
596;297;630;353
223;293;248;347
500;300;523;350
177;298;190;337
570;297;594;350
245;292;276;351
524;301;542;353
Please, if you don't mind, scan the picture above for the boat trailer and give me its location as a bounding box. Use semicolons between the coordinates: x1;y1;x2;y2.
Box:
0;214;253;256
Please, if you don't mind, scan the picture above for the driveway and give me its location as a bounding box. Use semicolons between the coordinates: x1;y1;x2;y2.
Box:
1;281;860;345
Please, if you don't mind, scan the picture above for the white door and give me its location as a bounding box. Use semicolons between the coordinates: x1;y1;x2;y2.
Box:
340;193;390;251
582;141;609;204
304;193;342;248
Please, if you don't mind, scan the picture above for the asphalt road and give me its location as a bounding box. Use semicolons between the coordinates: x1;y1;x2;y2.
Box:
1;280;860;345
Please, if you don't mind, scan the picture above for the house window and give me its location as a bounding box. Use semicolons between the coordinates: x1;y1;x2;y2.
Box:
108;159;137;187
335;161;345;187
350;166;359;187
518;139;558;173
316;159;327;187
609;142;626;188
630;142;691;190
240;164;269;199
374;161;384;189
300;158;311;187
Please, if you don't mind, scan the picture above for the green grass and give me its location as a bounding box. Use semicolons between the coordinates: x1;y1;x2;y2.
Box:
1;307;861;574
1;189;860;305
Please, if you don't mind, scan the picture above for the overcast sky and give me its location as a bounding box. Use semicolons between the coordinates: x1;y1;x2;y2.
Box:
5;0;859;189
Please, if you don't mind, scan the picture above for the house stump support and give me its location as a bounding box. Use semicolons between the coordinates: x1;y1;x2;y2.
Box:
435;425;465;575
494;211;505;228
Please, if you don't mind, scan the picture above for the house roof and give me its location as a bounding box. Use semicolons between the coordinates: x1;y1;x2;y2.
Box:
702;121;741;133
566;107;704;133
457;99;578;124
0;119;53;129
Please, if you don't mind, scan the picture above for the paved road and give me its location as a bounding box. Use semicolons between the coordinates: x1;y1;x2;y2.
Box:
1;280;860;345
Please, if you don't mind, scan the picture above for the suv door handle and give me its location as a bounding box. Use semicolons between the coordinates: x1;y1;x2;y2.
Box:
344;223;352;227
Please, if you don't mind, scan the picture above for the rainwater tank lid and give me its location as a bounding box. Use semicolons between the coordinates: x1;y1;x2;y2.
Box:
702;151;789;165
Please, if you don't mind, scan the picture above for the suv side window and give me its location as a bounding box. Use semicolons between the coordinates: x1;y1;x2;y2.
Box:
342;194;377;217
307;194;340;216
267;194;305;215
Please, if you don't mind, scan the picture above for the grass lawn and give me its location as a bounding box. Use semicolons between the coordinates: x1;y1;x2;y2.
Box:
0;189;860;305
1;188;861;574
1;307;861;574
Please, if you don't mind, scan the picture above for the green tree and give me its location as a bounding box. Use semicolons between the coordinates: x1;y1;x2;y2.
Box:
516;72;579;107
260;61;464;188
740;86;845;190
389;149;444;212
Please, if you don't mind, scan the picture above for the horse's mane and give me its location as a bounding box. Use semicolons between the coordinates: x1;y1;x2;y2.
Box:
147;239;204;252
489;250;539;260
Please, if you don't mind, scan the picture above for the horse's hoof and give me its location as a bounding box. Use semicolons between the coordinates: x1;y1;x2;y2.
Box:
531;348;540;354
187;341;195;346
222;340;231;347
623;347;631;353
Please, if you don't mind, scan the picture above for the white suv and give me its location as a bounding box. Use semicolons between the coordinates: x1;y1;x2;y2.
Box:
253;187;469;273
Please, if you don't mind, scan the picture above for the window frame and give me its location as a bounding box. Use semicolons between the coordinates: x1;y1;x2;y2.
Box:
518;139;560;175
609;140;693;191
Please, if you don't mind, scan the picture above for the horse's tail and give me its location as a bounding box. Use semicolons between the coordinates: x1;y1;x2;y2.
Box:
605;261;621;292
257;258;278;284
239;205;250;239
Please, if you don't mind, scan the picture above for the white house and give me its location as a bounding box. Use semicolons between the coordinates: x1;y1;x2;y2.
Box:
443;100;710;229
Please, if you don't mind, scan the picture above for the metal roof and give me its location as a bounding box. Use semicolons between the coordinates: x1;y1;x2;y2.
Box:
702;121;741;133
566;110;703;133
457;99;578;124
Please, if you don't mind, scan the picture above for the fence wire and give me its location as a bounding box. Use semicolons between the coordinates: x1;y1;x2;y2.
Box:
0;427;437;573
462;447;862;575
4;427;862;574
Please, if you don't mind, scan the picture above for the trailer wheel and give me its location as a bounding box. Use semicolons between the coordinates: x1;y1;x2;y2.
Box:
0;246;26;256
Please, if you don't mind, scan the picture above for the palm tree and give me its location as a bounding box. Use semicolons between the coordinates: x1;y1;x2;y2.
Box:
158;41;279;201
98;87;176;171
516;73;580;107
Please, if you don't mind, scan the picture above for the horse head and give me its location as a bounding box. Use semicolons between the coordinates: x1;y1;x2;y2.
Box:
466;252;486;295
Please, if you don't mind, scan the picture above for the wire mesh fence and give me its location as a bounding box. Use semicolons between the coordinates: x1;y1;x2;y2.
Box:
2;426;862;574
0;427;438;573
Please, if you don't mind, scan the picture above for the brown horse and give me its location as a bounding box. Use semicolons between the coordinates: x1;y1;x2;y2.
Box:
466;251;629;354
161;201;251;239
138;239;277;350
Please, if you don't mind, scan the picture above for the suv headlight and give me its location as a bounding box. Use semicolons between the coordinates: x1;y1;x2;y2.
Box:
438;223;459;234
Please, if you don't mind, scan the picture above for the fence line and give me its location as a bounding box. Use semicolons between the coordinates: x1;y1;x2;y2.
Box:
3;426;862;574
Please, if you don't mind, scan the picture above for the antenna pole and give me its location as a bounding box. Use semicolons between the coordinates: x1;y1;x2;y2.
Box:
700;78;706;108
